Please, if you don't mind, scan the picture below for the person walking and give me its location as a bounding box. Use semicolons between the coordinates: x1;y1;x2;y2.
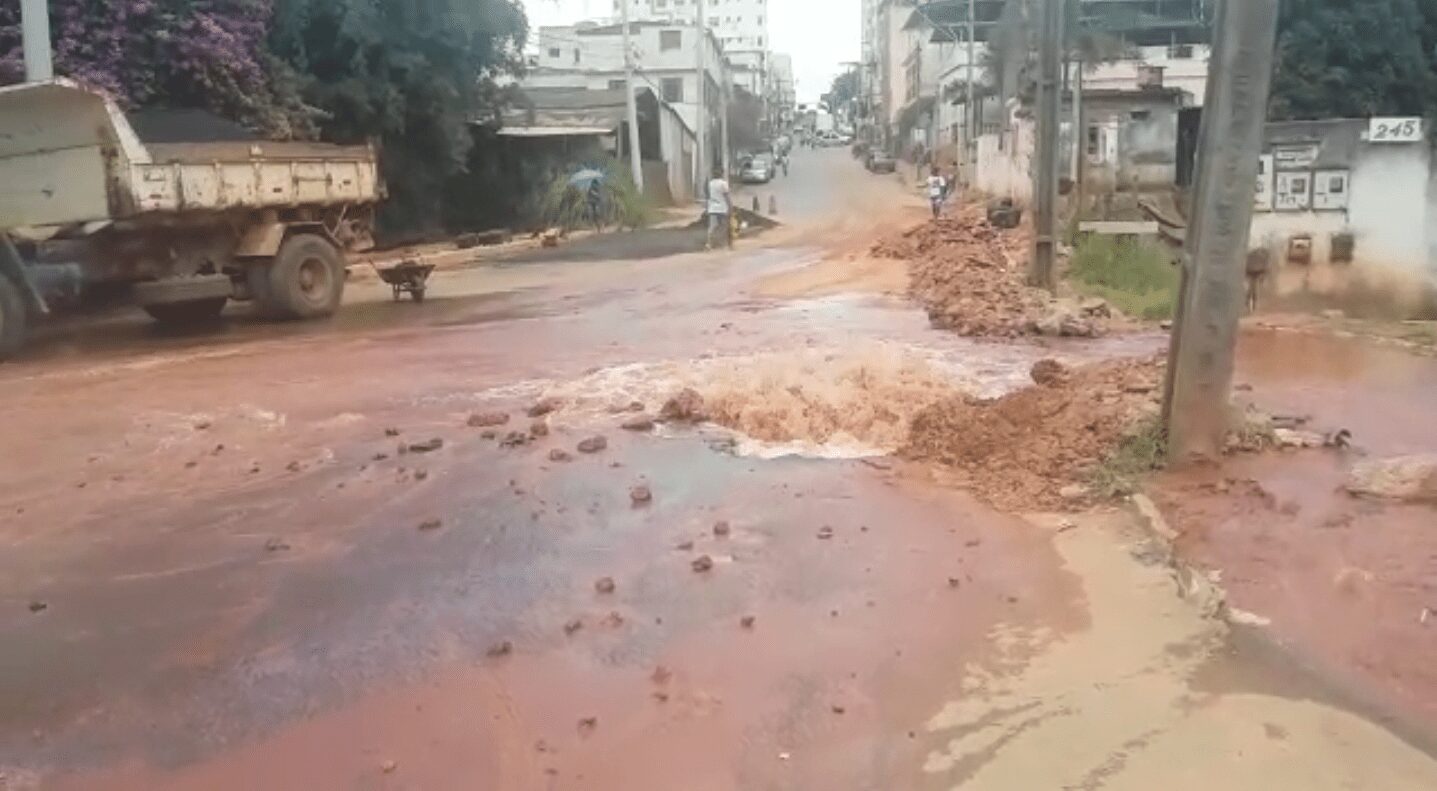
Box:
705;166;732;251
927;166;947;220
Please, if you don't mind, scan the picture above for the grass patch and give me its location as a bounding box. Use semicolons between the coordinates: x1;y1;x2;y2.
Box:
1087;417;1168;498
1068;235;1180;321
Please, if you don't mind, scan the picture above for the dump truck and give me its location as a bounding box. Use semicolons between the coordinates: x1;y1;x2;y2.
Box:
0;79;383;359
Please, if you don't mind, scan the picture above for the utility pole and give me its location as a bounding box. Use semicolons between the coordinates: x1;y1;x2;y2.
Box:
695;0;709;192
1163;0;1280;462
1071;61;1083;185
1028;0;1062;291
20;0;53;81
966;0;977;181
620;1;645;194
721;79;731;177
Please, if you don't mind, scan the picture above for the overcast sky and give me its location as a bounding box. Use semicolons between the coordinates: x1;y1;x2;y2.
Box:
519;0;860;103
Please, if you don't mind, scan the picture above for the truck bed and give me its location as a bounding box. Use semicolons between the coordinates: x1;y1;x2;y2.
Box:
133;142;382;214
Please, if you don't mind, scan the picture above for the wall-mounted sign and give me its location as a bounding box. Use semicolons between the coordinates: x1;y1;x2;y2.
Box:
1254;154;1275;211
1274;171;1311;211
1313;169;1350;211
1272;144;1319;169
1369;117;1423;143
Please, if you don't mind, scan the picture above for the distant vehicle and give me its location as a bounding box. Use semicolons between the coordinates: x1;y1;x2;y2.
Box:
0;79;382;359
815;131;845;147
739;153;774;184
865;152;897;174
814;112;836;135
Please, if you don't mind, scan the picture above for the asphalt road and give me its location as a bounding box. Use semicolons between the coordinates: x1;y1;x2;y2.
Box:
4;148;1437;790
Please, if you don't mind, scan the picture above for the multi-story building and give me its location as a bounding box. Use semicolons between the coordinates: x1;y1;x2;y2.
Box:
613;0;774;101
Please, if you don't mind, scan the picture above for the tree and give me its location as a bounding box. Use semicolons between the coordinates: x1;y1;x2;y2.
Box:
727;85;766;151
1270;0;1437;120
269;0;528;237
0;0;312;137
823;69;861;114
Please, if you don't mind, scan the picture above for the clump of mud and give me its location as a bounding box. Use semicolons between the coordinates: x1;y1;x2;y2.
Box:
874;205;1107;338
902;357;1165;510
696;344;963;454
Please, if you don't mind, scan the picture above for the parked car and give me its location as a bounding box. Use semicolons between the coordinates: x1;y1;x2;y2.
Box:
739;154;775;184
865;152;897;174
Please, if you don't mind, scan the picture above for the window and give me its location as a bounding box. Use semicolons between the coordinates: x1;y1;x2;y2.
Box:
547;47;561;58
573;48;581;65
661;30;683;50
608;79;626;90
662;77;685;102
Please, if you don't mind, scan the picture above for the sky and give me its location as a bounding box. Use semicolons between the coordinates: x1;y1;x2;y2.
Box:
518;0;861;103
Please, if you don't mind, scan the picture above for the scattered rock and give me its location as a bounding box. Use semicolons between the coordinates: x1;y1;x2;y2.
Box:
372;452;389;461
501;431;530;448
630;484;652;505
1059;484;1087;501
713;520;731;538
651;665;673;685
417;518;443;532
548;448;574;463
467;412;510;428
659;388;707;423
264;537;291;552
676;540;695;551
528;397;563;418
816;526;835;540
740;615;756;629
408;438;444;454
691;555;715;573
381;759;398;774
1322;308;1347;321
1274;428;1325;449
947;577;961;588
601;611;625;628
564;618;584;636
530;420;550;438
1347;454;1437;502
1030;358;1070;387
831;704;847;715
621;414;656;432
28;600;47;613
414;469;429;481
480;429;498;440
577;716;598;734
384;428;401;437
594;577;616;595
194;420;212;431
486;640;513;657
577;435;608;454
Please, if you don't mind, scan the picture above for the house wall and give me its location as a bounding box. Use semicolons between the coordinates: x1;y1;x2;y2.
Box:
1082;96;1182;191
1083;45;1212;106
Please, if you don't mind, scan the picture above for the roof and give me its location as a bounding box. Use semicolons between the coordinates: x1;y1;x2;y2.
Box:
499;87;628;135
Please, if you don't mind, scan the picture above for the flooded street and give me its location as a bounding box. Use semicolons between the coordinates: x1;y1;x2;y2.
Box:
5;149;1437;789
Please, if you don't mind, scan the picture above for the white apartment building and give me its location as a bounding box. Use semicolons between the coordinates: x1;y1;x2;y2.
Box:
613;0;770;51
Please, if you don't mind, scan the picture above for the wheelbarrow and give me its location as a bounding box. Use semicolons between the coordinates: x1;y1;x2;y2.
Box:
374;259;435;302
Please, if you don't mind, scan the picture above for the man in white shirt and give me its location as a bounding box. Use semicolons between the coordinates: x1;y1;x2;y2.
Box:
927;166;947;219
705;166;732;250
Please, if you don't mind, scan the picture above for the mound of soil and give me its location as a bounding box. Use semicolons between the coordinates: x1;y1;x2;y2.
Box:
902;357;1165;510
874;205;1105;338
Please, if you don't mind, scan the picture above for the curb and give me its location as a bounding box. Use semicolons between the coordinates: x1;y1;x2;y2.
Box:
1129;492;1230;621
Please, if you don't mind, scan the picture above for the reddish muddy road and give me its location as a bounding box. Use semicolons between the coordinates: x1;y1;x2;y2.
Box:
4;150;1437;789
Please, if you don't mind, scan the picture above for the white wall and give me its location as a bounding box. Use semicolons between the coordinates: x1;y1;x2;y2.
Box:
1083;45;1212;106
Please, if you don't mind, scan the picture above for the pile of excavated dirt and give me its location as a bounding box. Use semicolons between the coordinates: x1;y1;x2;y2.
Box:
874;205;1107;338
902;357;1165;510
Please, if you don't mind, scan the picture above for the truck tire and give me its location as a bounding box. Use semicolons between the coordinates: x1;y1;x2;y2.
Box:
0;274;27;360
143;297;227;325
261;234;345;320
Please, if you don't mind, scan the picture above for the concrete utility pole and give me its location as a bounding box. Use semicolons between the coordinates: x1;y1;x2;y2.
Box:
966;0;977;179
1163;0;1280;462
620;1;645;194
695;0;709;192
1028;0;1062;291
20;0;53;81
720;80;731;177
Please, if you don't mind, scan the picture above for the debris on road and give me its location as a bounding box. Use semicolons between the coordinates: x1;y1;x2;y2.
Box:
817;526;835;540
384;428;401;437
676;540;695;551
417;518;444;532
601;611;625;628
1347;454;1437;503
577;716;598;734
500;431;530;448
486;640;514;658
564;618;584;636
530;420;550;438
467;412;510;428
595;577;616;594
713;520;731;537
740;615;756;629
659;388;708;423
549;448;574;463
577;435;608;454
381;759;398;774
621;414;656;432
630;484;653;504
691;555;714;573
264;537;291;552
407;438;444;454
413;469;428;481
528;397;563;418
904;357;1165;510
831;704;847;715
28;600;47;613
1030;359;1070;387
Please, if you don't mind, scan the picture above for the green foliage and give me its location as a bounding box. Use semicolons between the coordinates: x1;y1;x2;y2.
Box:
727;86;766;152
1271;0;1437;121
1087;416;1168;499
823;69;861;112
269;0;528;238
538;162;652;233
1068;235;1179;321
